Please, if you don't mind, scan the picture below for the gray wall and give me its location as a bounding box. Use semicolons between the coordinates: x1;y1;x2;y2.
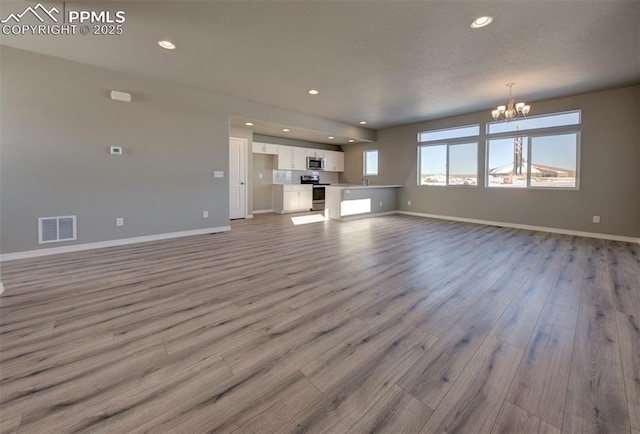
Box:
0;47;366;254
343;85;640;238
1;49;229;255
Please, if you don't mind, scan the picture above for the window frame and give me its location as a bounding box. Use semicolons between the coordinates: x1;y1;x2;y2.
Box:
418;140;479;187
486;110;581;135
363;149;379;176
485;128;581;191
417;123;480;143
417;124;480;188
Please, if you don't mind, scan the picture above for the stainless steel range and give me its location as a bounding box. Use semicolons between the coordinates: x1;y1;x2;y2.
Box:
301;175;330;211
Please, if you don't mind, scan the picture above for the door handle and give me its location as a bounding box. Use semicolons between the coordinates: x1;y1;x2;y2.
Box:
240;182;245;185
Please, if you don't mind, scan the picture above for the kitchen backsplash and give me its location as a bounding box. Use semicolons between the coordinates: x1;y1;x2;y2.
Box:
273;170;339;185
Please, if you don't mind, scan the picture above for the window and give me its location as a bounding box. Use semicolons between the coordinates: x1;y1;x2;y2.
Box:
418;124;479;186
418;124;480;142
448;143;478;186
487;110;580;135
420;145;447;185
363;150;378;176
487;133;579;188
486;111;580;189
419;143;478;186
487;137;530;188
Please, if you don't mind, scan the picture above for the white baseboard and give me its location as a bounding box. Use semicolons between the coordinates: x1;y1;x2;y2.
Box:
0;226;231;262
397;211;640;244
252;209;274;214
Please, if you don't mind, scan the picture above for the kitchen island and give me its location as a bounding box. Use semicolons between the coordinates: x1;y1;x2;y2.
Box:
325;185;402;221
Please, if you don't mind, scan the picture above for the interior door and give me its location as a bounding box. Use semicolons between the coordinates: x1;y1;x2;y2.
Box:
229;137;246;219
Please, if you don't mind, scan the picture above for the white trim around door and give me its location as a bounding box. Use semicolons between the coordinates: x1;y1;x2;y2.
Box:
229;137;248;219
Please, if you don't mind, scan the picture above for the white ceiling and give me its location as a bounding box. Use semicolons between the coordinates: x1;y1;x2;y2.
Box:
2;0;639;143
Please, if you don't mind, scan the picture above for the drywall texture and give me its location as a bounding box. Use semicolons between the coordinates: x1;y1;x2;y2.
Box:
0;48;367;254
342;85;640;238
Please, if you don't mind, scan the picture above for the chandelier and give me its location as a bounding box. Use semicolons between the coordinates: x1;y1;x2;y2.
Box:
491;83;530;121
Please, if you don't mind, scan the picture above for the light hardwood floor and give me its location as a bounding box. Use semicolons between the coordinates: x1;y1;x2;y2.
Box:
0;213;638;433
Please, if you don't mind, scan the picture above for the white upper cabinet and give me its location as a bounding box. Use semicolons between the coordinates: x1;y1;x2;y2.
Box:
324;150;345;172
293;147;307;170
270;144;344;172
252;142;279;155
306;148;325;159
276;145;308;170
276;145;293;169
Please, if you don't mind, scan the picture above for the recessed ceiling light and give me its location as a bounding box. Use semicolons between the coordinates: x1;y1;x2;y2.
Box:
359;121;367;125
328;136;335;140
245;122;254;126
282;128;290;132
470;16;493;29
348;139;355;143
158;40;176;50
308;89;319;95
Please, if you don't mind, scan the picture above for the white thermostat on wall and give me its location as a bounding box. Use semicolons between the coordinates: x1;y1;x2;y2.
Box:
110;146;123;156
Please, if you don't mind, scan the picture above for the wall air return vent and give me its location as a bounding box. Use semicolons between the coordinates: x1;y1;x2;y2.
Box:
38;216;77;244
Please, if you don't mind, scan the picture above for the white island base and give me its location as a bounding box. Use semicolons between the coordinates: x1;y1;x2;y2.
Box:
325;185;402;221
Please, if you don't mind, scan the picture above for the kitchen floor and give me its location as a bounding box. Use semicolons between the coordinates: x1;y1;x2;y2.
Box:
1;213;638;433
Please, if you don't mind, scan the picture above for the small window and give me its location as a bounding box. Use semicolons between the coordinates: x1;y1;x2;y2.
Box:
363;150;378;176
419;142;478;186
418;124;479;143
487;111;580;135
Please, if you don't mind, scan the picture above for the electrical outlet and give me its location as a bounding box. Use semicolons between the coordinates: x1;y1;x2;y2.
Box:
116;217;124;226
379;201;383;207
407;200;411;206
203;210;209;218
258;173;263;179
593;215;600;223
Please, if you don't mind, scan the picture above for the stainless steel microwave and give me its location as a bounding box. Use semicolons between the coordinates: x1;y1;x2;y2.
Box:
307;157;325;170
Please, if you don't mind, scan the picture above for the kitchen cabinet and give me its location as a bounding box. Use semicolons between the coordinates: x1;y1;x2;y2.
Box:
267;143;344;172
276;145;307;170
252;142;278;155
306;148;325;159
324;150;345;172
272;184;312;213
